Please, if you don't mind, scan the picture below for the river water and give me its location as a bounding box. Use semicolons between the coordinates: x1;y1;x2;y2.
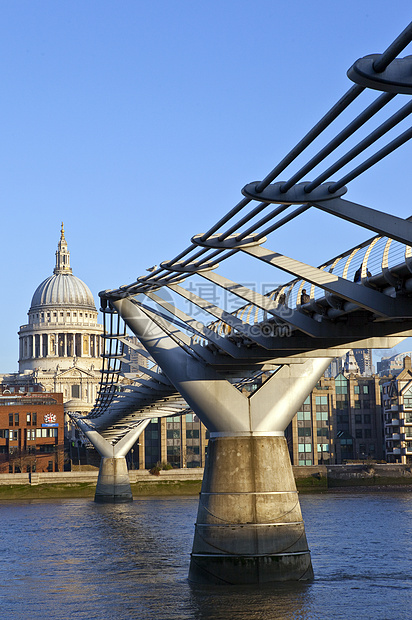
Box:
0;491;411;620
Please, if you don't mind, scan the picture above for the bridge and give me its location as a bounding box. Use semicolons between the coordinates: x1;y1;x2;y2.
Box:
71;23;412;584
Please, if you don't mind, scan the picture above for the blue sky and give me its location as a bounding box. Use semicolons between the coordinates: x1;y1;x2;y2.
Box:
1;1;412;372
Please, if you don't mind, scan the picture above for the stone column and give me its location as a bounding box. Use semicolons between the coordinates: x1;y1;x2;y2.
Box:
160;417;168;464
181;414;187;468
138;431;146;470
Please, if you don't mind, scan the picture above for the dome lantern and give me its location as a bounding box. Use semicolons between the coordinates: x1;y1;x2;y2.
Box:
54;222;72;275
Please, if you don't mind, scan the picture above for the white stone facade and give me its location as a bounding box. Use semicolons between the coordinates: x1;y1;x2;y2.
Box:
14;224;103;415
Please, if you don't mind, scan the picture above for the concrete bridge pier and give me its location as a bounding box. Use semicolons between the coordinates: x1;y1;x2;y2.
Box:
94;455;133;503
74;416;150;503
184;358;333;584
189;434;311;584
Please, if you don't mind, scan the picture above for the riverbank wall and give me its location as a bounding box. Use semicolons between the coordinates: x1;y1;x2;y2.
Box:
0;464;411;499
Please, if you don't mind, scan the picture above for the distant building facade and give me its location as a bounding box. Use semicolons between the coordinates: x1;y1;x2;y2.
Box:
129;414;209;470
325;349;373;378
121;336;149;376
381;356;412;464
285;372;387;465
0;386;65;473
353;348;373;375
377;351;412;376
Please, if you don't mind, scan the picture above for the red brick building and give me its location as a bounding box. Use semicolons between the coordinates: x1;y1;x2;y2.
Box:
0;387;65;473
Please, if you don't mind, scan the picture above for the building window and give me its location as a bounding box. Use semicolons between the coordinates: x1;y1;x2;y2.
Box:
363;414;371;424
335;374;348;394
404;388;412;408
363;385;369;394
14;413;19;425
354;386;360;394
356;429;363;438
355;414;362;424
72;385;80;399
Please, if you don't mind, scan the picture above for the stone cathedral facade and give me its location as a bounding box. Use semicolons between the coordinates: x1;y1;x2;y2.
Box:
1;225;103;418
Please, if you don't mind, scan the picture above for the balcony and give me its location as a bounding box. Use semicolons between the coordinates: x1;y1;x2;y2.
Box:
392;448;401;455
392;433;401;441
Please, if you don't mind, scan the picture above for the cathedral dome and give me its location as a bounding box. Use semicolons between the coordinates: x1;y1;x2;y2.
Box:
30;273;96;311
29;224;97;312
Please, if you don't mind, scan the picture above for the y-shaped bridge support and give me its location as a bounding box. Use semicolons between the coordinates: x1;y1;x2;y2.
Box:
112;297;333;583
76;417;150;503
